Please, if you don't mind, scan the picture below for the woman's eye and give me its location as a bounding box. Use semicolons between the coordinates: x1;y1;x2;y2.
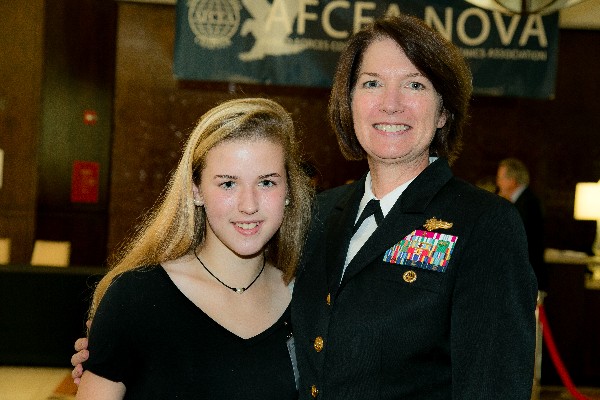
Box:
362;80;380;89
219;181;235;189
408;81;425;91
259;180;275;188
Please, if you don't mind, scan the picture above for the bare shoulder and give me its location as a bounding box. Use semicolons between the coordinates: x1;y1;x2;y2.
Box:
264;265;292;308
161;252;196;274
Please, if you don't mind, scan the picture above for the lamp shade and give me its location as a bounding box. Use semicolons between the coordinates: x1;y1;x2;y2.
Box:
574;181;600;220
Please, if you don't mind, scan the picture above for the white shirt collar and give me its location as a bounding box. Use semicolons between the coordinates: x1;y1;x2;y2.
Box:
511;184;527;203
356;157;437;220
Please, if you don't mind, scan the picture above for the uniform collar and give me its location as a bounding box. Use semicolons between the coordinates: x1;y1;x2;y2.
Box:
360;157;438;218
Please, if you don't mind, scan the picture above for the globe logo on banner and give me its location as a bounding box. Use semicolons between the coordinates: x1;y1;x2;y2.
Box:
188;0;241;49
187;0;307;60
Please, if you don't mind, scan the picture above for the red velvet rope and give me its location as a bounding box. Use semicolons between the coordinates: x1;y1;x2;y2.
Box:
538;304;596;400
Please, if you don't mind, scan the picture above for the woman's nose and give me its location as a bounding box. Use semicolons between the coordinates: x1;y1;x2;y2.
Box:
379;88;404;115
238;187;259;214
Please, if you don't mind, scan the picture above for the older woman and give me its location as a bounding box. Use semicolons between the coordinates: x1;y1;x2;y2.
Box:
291;14;537;400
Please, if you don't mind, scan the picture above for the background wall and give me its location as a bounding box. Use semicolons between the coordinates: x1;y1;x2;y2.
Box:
0;1;44;263
36;0;117;266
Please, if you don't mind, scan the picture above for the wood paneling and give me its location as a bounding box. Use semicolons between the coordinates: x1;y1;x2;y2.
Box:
36;0;117;266
0;0;45;263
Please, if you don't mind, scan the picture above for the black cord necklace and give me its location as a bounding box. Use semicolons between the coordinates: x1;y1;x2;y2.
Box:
193;248;265;294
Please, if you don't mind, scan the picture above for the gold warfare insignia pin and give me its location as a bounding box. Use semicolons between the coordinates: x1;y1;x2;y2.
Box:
423;217;453;231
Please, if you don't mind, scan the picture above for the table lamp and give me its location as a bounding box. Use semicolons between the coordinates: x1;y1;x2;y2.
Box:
574;180;600;257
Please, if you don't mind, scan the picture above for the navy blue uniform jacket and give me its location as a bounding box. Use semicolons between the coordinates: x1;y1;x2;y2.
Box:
291;158;538;399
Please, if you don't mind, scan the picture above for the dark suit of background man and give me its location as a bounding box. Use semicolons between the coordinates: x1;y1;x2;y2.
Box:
497;158;547;292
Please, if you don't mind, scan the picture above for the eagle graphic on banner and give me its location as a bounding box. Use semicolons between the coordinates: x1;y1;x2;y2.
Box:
239;0;307;61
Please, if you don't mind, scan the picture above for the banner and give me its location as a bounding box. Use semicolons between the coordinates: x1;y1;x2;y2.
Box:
174;0;559;98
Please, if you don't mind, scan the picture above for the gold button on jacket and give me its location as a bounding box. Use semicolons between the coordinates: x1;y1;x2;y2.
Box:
313;336;324;352
403;270;417;283
311;385;319;398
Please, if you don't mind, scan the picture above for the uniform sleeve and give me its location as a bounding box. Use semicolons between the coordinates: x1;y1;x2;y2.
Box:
83;274;135;384
450;200;538;399
295;192;329;278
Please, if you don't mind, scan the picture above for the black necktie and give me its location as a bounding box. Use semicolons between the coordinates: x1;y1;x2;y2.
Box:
353;199;383;233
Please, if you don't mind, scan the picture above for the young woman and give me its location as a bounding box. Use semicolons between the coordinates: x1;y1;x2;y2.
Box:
75;97;313;400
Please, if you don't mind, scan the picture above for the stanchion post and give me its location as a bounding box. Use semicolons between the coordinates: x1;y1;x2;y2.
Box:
532;290;546;400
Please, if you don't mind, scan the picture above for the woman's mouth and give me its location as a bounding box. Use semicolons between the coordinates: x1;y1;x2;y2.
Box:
373;123;410;132
235;222;260;230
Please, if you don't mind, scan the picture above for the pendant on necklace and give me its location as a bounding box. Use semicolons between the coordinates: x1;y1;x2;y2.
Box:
194;248;266;295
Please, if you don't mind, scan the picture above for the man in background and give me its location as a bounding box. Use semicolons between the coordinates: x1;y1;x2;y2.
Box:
497;158;547;292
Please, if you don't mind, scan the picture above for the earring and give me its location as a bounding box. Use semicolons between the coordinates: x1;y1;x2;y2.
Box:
285;198;290;206
193;199;203;207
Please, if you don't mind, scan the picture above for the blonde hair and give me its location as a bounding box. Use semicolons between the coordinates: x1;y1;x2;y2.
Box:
89;98;313;319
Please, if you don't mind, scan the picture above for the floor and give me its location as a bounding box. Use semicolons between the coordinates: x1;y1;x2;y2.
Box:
538;386;600;400
0;366;599;400
0;367;74;400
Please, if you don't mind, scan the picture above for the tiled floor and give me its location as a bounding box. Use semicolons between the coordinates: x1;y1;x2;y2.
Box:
1;366;599;400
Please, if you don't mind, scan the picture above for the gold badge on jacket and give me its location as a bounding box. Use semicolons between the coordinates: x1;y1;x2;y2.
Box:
383;221;457;272
423;217;453;231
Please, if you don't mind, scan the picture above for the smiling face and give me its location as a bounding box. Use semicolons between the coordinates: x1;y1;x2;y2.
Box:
351;37;447;167
194;138;288;259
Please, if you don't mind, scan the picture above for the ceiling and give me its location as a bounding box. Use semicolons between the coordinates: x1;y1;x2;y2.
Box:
559;0;600;29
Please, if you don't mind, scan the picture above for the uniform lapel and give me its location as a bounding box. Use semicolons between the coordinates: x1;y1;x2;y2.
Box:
324;179;365;295
340;159;454;288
